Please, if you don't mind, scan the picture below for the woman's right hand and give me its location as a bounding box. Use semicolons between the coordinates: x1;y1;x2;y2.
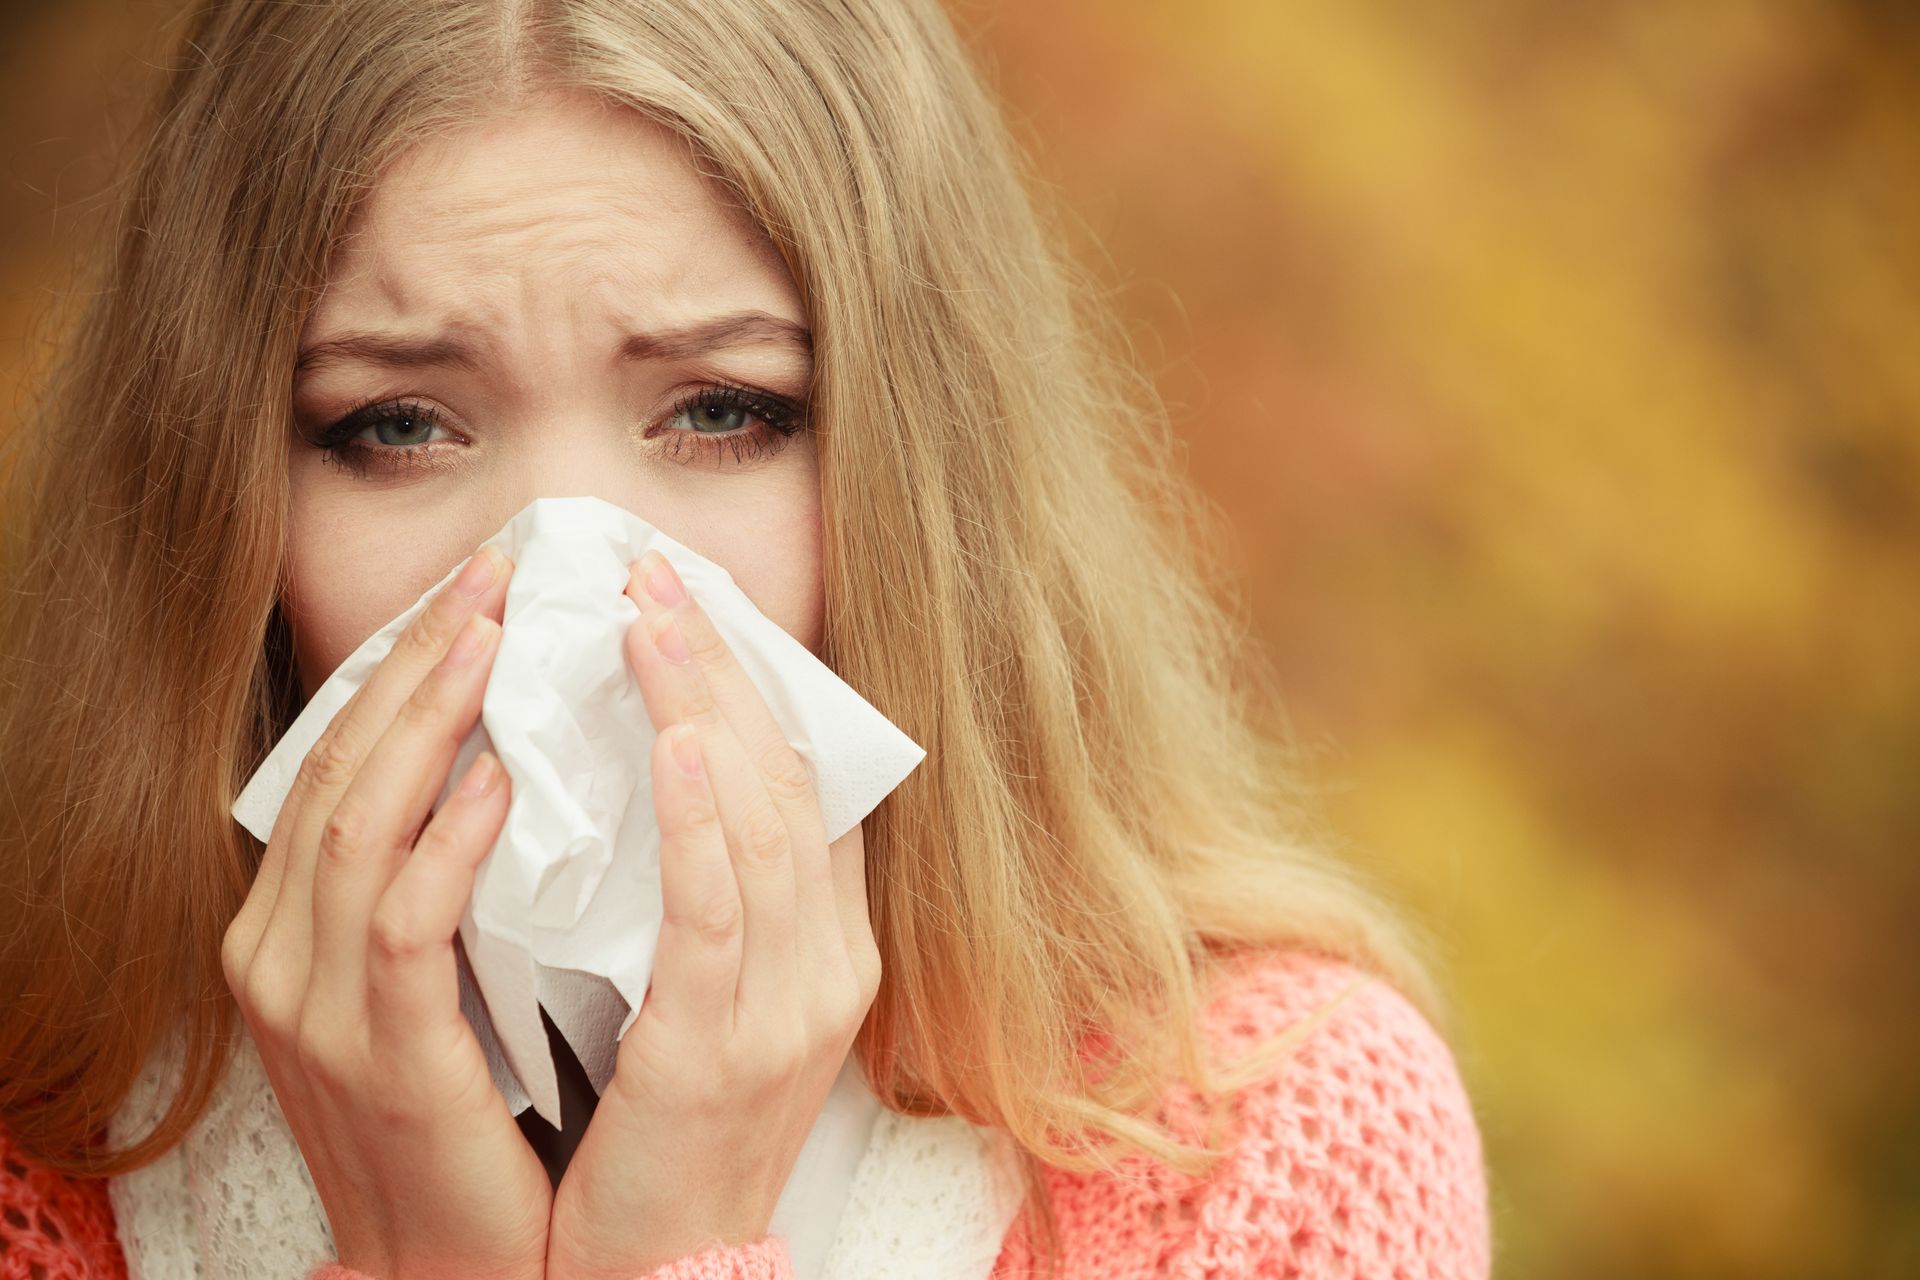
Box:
220;545;551;1280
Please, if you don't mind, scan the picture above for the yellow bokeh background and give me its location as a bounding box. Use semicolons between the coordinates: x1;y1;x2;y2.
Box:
4;2;1915;1275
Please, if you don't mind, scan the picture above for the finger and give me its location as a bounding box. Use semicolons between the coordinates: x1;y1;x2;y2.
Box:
260;547;511;981
639;722;742;1039
628;552;837;972
825;822;878;994
364;750;511;1046
310;610;501;1008
622;581;797;1014
228;670;384;977
247;670;374;908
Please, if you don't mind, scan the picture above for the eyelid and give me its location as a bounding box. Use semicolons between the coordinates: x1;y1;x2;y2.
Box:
309;383;806;476
656;380;807;437
308;395;462;447
355;416;458;446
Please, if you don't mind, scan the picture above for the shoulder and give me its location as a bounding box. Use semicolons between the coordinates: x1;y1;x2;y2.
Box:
1185;947;1493;1277
0;1121;131;1279
997;947;1491;1279
1207;947;1490;1259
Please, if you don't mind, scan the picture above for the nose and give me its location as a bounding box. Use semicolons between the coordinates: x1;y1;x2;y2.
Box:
484;413;694;546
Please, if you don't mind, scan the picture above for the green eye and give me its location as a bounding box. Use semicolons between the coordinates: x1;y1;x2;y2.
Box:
367;411;441;446
310;397;459;478
650;383;809;469
681;402;753;433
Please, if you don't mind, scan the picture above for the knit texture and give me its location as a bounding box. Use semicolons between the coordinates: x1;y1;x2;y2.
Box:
305;1235;794;1280
0;948;1489;1279
991;948;1491;1278
0;1141;127;1280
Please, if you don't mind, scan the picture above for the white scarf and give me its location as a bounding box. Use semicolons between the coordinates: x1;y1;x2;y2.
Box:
106;1020;1025;1280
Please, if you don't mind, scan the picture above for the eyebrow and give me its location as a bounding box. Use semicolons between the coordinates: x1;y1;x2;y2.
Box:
293;310;813;381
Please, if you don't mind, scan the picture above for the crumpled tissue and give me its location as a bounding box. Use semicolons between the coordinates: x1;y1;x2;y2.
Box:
230;495;925;1276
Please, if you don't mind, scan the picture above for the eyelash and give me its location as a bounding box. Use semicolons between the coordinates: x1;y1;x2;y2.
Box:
307;382;809;478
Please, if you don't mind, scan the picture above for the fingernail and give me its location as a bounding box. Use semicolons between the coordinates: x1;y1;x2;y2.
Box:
669;724;703;778
446;612;491;665
456;546;502;598
642;550;687;607
458;751;502;797
648;609;691;664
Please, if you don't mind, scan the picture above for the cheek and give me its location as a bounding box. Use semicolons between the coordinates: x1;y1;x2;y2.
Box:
284;466;829;699
282;490;487;699
680;486;825;656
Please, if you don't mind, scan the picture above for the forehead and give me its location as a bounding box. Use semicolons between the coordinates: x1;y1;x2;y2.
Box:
310;89;797;332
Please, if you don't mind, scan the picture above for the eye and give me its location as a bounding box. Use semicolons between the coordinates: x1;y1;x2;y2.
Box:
304;382;810;479
650;382;808;468
675;395;760;434
307;396;460;478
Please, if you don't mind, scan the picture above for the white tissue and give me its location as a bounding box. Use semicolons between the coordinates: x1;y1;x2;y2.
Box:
230;496;924;1277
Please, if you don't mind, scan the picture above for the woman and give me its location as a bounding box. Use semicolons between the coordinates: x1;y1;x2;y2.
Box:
0;1;1490;1277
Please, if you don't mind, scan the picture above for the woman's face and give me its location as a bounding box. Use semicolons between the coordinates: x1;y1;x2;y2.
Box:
286;87;821;699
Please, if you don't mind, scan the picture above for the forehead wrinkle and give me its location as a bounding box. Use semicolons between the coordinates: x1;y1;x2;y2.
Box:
306;117;799;362
345;248;707;350
409;177;775;300
331;218;647;339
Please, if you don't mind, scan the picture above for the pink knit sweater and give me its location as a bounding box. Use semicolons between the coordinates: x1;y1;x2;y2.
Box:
0;948;1490;1279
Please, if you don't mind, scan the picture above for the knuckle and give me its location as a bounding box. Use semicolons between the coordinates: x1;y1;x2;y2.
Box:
407;818;454;865
367;903;428;964
298;727;362;798
317;803;370;869
239;954;301;1037
826;990;869;1039
677;791;722;835
735;805;791;870
219;923;253;993
292;1019;345;1084
247;989;299;1043
846;939;883;1006
815;957;874;1032
681;615;732;667
398;668;458;730
680;891;743;946
757;742;815;806
411;592;469;653
679;699;724;736
232;963;267;1015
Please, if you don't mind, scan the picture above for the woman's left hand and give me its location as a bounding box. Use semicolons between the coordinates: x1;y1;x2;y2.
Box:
544;549;883;1280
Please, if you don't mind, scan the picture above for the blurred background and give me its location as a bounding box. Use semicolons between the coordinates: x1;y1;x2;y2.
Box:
3;1;1915;1275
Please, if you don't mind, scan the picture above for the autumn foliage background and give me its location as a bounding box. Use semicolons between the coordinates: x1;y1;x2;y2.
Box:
3;2;1915;1276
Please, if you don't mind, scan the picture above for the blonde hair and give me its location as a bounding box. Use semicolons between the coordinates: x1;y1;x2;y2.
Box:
0;0;1447;1264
